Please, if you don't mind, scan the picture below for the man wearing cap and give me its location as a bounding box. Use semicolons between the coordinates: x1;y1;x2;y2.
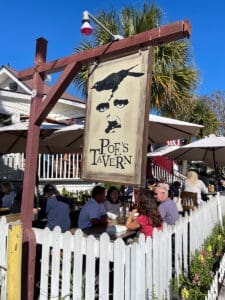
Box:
39;184;71;232
78;185;107;230
155;184;179;225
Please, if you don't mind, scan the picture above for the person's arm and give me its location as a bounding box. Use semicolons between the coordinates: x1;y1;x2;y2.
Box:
104;200;111;212
158;204;166;220
125;209;141;231
200;180;208;194
90;215;107;226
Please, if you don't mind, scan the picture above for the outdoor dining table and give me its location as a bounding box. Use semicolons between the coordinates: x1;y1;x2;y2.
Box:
70;224;137;242
0;207;11;216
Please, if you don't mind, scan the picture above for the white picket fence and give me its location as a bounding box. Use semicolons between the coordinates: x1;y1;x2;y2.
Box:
1;195;225;299
206;253;225;300
0;153;82;181
151;163;186;185
32;194;225;300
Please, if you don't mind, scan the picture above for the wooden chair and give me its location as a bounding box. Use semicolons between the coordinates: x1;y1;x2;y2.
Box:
180;191;198;213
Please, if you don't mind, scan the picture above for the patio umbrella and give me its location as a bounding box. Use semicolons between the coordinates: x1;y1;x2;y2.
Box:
43;124;84;153
167;134;225;170
147;145;180;157
44;115;203;152
148;115;203;143
0;122;65;154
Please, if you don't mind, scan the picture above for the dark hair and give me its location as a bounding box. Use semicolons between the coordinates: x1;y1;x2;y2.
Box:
107;186;120;204
137;189;162;227
173;181;181;189
92;185;105;198
43;184;57;195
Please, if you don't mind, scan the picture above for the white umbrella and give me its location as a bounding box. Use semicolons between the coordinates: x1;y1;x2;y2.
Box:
0;122;65;153
148;115;203;143
44;115;202;153
147;145;180;157
167;134;225;169
44;123;84;153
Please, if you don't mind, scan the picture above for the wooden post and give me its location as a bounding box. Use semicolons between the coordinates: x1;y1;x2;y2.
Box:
6;222;23;300
20;37;47;300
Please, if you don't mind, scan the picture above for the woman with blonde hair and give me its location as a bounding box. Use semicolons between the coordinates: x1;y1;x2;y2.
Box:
183;170;208;204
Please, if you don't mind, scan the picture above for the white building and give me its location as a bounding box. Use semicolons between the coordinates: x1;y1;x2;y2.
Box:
0;65;85;124
0;65;92;192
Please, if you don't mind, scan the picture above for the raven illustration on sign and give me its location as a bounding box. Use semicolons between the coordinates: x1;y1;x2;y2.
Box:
91;64;144;101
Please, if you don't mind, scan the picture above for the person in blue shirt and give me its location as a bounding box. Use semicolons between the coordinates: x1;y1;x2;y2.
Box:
0;181;16;208
78;185;107;230
39;184;71;233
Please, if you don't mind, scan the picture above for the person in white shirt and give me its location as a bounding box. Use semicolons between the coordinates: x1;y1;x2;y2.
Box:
183;170;208;205
78;185;107;229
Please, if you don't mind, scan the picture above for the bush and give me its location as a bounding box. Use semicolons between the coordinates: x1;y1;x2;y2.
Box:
172;219;225;299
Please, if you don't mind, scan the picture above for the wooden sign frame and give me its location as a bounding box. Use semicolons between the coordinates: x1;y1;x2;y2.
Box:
82;48;153;186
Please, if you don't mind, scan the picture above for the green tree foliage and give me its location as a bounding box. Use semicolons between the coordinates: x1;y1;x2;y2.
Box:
203;91;225;136
74;2;198;115
188;99;219;138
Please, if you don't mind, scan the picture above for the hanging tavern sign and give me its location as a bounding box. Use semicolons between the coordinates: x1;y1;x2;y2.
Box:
82;49;153;185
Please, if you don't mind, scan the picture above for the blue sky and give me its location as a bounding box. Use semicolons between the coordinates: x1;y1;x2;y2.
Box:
1;0;224;100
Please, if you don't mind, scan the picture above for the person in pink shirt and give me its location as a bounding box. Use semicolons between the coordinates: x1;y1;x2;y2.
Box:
125;189;163;237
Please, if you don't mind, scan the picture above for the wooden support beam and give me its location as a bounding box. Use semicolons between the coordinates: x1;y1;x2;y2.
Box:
20;37;47;300
35;61;82;125
18;20;191;80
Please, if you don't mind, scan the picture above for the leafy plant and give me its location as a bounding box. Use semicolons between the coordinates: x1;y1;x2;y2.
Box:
172;219;225;299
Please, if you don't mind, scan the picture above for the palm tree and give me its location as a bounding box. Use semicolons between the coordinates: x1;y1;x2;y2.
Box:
74;2;199;115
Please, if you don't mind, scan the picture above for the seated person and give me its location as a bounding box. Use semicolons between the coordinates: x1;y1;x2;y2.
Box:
154;184;179;225
120;184;133;196
78;185;107;230
218;176;225;192
0;181;16;208
171;181;183;213
146;177;159;192
104;186;121;215
10;187;22;213
182;170;208;204
159;177;170;191
125;189;163;237
172;181;181;198
37;184;71;233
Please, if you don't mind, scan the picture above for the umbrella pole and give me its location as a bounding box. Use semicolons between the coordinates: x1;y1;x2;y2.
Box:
213;148;217;178
212;148;219;191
